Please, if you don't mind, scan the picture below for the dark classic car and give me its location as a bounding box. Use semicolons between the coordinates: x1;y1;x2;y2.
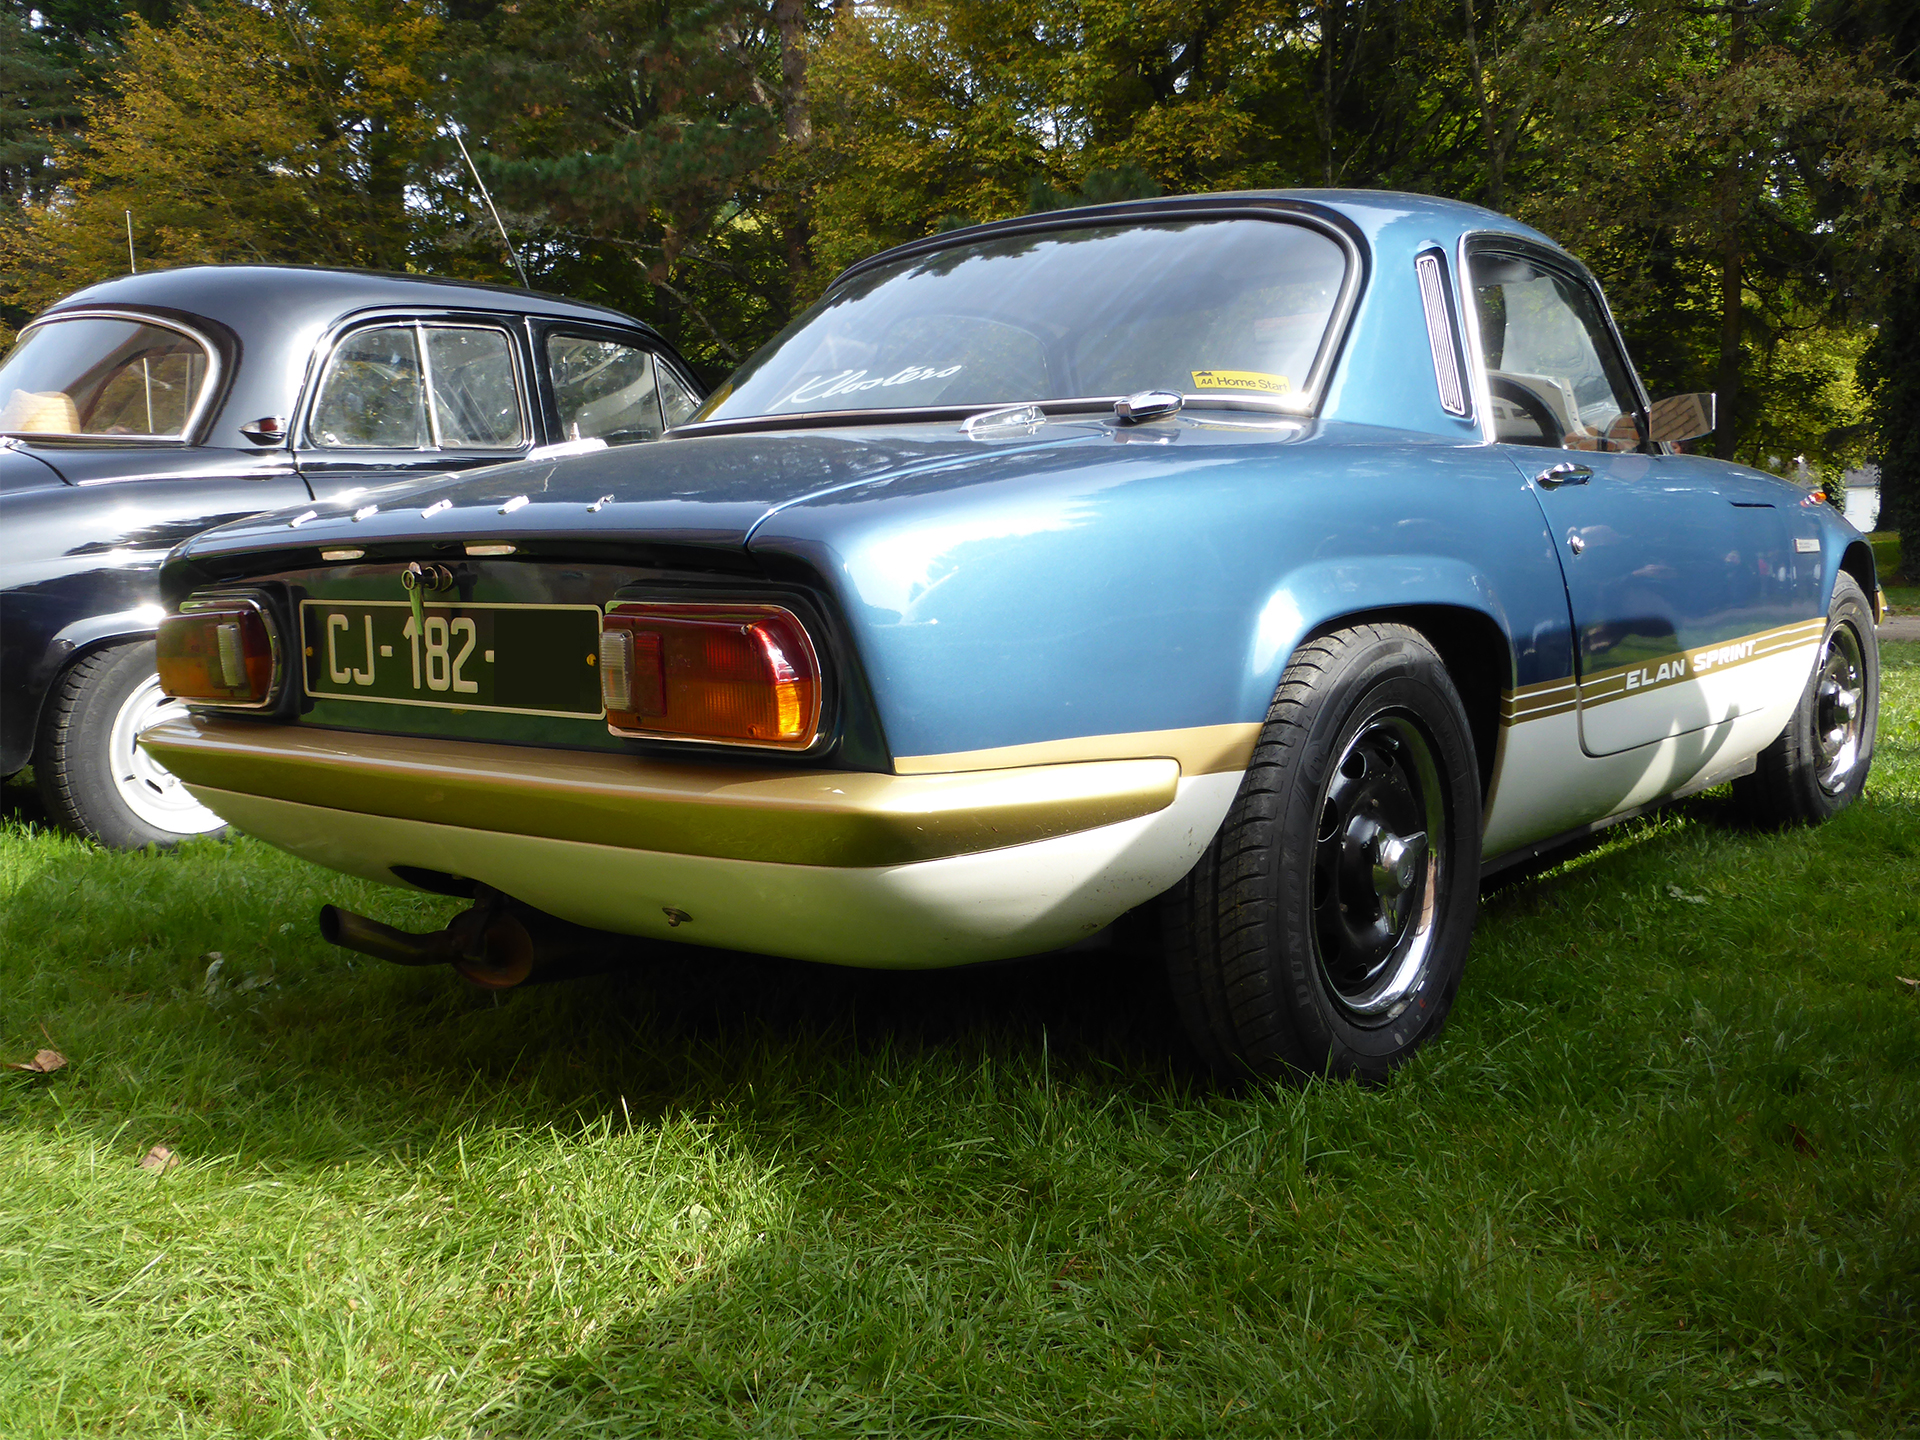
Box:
139;191;1878;1080
1;266;703;846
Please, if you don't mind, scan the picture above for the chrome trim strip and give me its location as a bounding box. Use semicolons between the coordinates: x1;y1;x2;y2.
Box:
1416;249;1469;418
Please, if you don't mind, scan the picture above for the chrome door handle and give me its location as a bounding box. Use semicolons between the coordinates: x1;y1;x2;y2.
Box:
1536;462;1593;487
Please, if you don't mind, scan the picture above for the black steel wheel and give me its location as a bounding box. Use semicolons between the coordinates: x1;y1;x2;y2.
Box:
35;640;229;849
1732;573;1878;827
1164;623;1482;1082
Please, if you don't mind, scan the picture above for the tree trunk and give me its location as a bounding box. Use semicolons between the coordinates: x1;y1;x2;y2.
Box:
1460;0;1502;211
1868;277;1920;579
773;0;813;326
775;0;811;145
1711;4;1750;462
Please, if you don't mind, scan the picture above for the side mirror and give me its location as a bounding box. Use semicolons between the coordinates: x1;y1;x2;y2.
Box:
1648;392;1715;445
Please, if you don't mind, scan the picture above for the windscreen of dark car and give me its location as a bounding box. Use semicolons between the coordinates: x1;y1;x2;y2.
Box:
0;316;213;439
699;218;1350;421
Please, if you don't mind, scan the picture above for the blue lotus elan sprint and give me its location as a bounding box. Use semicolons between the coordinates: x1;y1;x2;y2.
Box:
141;190;1879;1080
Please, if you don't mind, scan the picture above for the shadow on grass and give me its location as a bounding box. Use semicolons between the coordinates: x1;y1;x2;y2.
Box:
6;751;1918;1433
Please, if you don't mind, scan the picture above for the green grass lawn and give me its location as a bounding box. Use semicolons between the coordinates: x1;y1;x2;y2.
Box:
4;647;1918;1438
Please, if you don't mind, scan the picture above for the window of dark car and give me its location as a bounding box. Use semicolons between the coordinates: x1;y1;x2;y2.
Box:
309;321;525;451
0;315;216;440
698;217;1351;421
545;334;663;444
658;362;702;427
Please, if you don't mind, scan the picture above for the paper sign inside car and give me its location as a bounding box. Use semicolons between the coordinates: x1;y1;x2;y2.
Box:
1191;369;1290;395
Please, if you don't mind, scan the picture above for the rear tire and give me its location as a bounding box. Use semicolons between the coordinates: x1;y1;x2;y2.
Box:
1164;624;1482;1082
1731;574;1878;827
35;641;229;849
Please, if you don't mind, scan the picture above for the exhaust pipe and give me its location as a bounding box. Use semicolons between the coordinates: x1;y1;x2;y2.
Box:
318;892;540;989
319;885;754;990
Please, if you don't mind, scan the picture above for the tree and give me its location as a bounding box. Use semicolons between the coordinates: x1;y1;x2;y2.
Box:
451;0;838;377
2;0;451;317
1514;0;1918;480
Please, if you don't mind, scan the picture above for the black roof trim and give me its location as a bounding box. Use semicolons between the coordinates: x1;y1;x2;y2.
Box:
828;193;1371;296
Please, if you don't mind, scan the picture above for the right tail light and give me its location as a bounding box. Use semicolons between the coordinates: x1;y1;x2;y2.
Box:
598;603;822;749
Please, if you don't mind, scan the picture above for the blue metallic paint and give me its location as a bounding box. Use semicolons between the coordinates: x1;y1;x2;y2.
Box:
747;417;1571;761
156;191;1872;838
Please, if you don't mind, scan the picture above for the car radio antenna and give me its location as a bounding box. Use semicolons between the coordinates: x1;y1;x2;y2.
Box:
125;210;136;274
450;125;531;290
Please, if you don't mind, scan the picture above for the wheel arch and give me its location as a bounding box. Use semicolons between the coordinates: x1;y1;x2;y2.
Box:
3;611;161;775
1293;603;1509;805
1838;539;1879;621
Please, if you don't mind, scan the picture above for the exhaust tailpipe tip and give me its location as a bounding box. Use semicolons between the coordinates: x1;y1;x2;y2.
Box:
317;904;456;967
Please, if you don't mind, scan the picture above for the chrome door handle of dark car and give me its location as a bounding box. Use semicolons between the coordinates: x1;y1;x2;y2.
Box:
1536;461;1592;487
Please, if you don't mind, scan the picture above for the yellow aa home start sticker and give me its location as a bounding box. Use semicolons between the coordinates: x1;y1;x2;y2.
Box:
1191;369;1291;395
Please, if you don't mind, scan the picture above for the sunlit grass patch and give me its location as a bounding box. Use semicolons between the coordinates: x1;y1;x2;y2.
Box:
3;644;1917;1435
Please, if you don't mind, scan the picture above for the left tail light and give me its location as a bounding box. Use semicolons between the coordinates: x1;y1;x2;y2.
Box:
599;603;823;749
157;596;281;708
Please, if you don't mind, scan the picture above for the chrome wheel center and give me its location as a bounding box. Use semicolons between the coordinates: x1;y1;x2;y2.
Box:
109;673;227;835
1312;712;1447;1020
1812;623;1866;796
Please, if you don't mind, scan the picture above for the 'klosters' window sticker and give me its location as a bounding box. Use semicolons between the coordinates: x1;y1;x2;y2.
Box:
782;365;964;408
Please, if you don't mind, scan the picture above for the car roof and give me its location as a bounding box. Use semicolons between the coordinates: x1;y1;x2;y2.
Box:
25;265;663;450
41;263;650;333
831;188;1569;291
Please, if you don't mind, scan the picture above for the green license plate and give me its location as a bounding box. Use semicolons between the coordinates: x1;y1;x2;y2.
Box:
300;600;604;718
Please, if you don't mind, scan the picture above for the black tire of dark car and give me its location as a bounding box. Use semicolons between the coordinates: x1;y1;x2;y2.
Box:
1731;572;1879;828
35;641;229;849
1163;623;1483;1082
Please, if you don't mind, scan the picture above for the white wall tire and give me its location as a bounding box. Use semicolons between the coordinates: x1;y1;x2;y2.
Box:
36;641;229;848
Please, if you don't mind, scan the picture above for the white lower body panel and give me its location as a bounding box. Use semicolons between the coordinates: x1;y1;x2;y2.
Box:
189;771;1243;969
1481;647;1812;858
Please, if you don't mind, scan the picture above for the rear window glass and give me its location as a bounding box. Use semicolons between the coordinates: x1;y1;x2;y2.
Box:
0;317;213;439
701;218;1350;421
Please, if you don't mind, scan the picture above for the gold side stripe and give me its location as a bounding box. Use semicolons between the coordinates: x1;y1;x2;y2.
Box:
893;721;1264;777
1502;617;1824;726
1502;697;1578;723
142;717;1179;868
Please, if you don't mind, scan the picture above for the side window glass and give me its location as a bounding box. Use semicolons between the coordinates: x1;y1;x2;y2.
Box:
658;363;703;427
425;327;523;449
311;326;428;449
546;334;661;444
1470;254;1640;450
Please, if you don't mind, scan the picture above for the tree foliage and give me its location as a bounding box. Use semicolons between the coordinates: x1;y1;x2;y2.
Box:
2;0;1915;537
2;0;452;316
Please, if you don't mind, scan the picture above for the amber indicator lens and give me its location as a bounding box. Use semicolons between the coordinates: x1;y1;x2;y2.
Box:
601;604;821;747
157;601;277;705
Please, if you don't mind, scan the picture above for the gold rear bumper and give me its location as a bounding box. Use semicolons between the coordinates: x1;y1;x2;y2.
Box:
140;717;1180;868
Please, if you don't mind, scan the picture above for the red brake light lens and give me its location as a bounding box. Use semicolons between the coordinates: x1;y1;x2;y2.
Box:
600;603;822;748
156;598;279;707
